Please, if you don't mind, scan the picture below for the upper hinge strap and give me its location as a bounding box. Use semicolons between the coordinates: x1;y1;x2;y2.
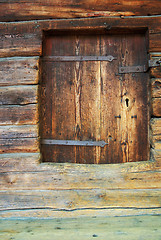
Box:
42;55;116;62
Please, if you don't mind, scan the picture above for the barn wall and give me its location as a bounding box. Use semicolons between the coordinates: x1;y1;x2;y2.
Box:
0;1;161;218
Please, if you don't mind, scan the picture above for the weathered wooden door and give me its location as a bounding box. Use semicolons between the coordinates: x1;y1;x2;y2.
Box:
40;31;149;164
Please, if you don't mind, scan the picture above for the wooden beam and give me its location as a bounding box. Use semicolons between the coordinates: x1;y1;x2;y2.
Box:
0;138;39;153
1;208;161;219
0;85;38;105
150;118;161;136
0;104;38;125
152;98;161;116
0;153;40;172
151;79;161;98
0;125;38;139
0;0;161;21
0;189;161;210
0;57;39;86
0;167;161;190
0;17;161;57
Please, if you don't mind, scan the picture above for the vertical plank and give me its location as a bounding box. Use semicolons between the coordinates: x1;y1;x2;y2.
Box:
41;35;76;162
75;34;101;164
100;33;149;163
100;35;123;163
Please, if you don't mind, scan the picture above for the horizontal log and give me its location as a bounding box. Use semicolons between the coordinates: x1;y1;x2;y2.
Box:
0;189;161;210
152;138;161;149
152;98;161;116
0;17;161;57
0;138;39;154
0;0;161;21
0;153;156;173
1;216;161;240
0;153;40;172
151;79;161;98
0;125;38;139
0;31;42;57
0;104;38;125
151;149;161;167
150;56;161;78
150;118;161;135
149;33;161;52
1;207;161;219
0;85;38;105
0;57;39;86
0;167;161;190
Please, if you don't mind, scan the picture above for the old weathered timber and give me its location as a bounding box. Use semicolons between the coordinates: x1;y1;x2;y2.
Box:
0;138;39;154
40;31;149;164
0;17;161;57
152;98;161;116
151;79;161;98
1;216;161;240
0;86;38;105
0;0;161;21
0;57;39;86
0;4;161;224
0;104;38;125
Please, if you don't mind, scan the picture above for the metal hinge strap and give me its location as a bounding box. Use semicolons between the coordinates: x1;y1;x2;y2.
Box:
41;139;108;147
42;55;116;62
119;59;161;74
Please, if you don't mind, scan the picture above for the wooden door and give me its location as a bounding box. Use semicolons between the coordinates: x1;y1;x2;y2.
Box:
40;31;149;164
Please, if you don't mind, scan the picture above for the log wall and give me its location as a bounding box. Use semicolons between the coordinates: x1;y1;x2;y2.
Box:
0;1;161;219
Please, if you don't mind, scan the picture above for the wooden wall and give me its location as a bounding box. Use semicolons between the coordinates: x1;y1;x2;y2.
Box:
0;1;161;218
0;0;161;21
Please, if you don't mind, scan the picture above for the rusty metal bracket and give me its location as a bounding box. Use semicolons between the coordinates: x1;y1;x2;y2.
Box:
119;59;161;74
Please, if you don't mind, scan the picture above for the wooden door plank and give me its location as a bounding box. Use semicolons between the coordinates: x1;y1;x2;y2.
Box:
74;34;101;164
120;34;149;162
41;35;77;163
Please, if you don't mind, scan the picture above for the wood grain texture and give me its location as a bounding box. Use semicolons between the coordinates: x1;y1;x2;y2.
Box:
0;189;161;210
0;104;38;125
0;57;39;86
0;0;161;21
0;125;38;139
1;207;161;219
150;118;161;136
0;138;39;154
0;17;161;57
0;153;155;173
1;165;161;190
41;32;149;164
151;79;161;98
151;149;161;167
0;85;38;105
152;98;161;116
0;24;42;57
150;55;161;78
0;153;40;172
1;216;161;239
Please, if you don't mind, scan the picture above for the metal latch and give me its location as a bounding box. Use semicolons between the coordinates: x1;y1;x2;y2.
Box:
119;59;161;74
41;139;108;147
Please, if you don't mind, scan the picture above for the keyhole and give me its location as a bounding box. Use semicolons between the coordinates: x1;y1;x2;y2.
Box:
125;98;129;108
